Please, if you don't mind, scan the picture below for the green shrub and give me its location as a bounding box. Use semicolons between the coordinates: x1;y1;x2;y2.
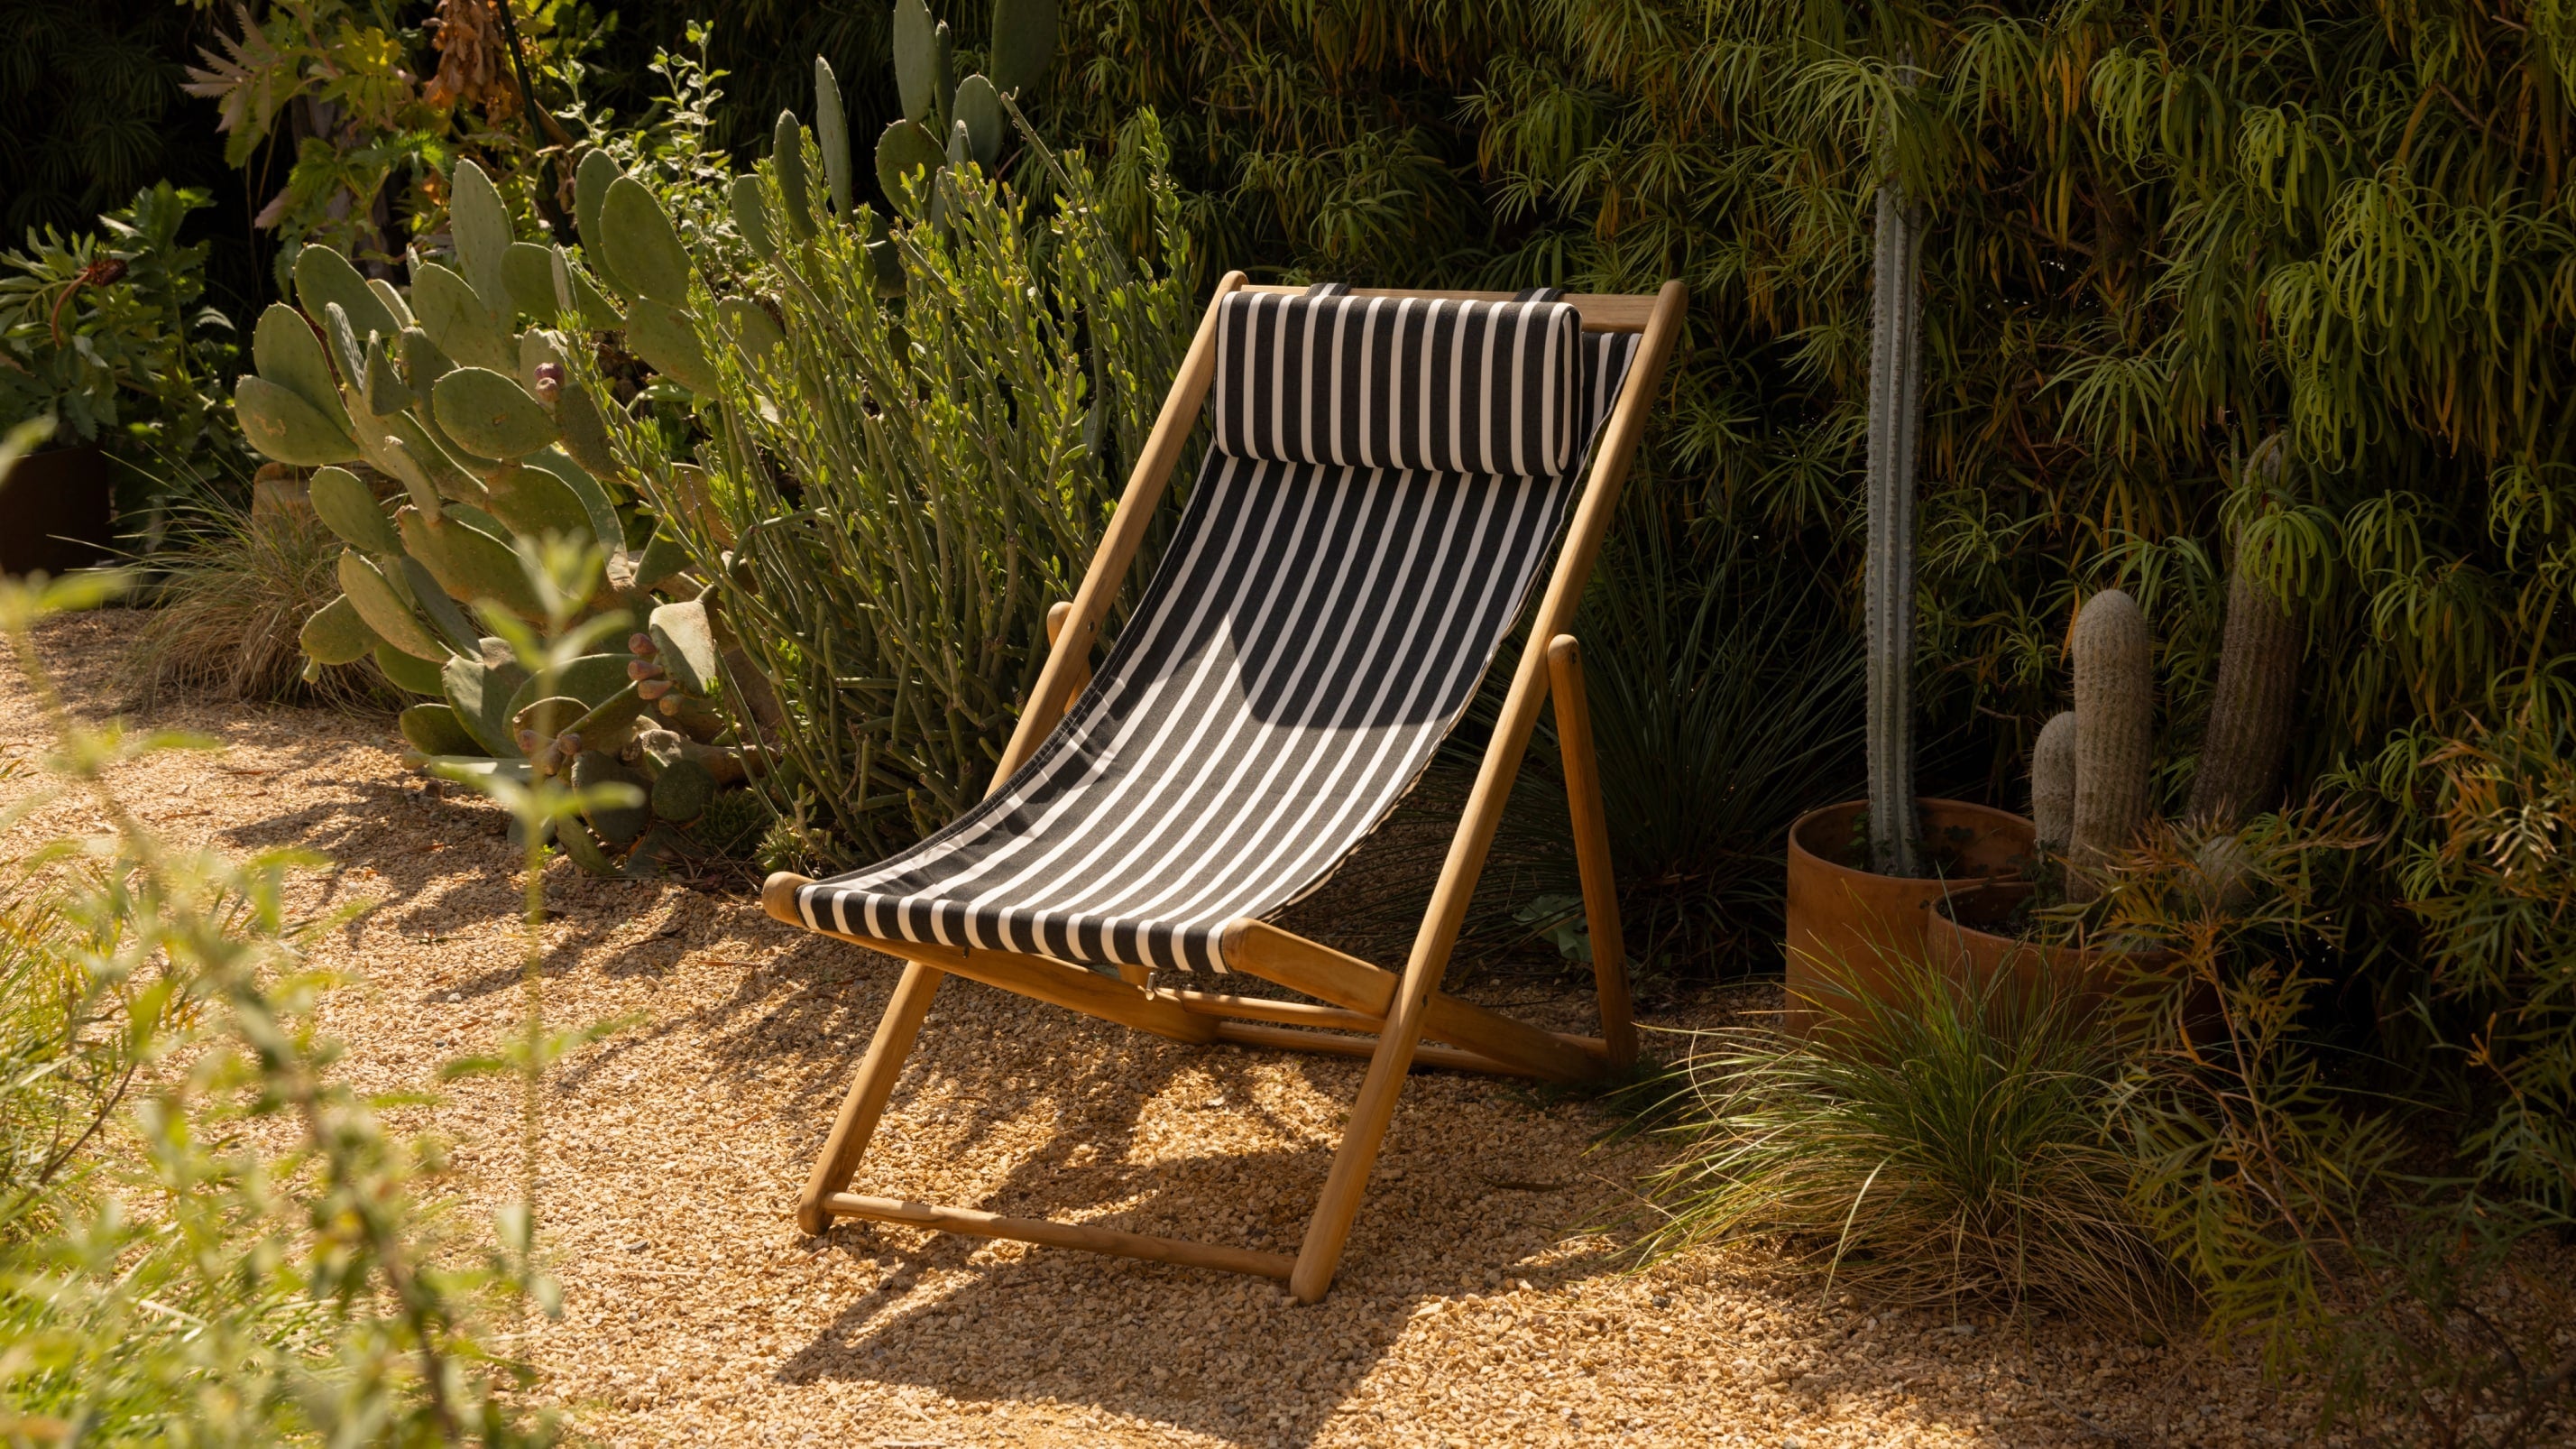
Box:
606;110;1200;863
0;182;236;483
1639;957;2176;1324
0;534;570;1442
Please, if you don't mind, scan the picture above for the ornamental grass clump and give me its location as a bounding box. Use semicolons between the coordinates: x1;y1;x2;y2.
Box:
1639;959;2177;1324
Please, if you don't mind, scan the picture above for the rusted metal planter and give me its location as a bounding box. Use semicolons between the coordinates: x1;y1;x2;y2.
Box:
1781;798;2035;1032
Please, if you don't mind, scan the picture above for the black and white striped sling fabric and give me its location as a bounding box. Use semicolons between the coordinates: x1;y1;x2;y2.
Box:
793;291;1642;974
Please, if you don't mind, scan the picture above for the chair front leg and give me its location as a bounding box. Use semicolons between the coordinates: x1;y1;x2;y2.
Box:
799;959;943;1233
1547;635;1636;1071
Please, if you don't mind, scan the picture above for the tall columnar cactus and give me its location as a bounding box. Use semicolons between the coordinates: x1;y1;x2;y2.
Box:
1863;178;1927;876
2031;709;2077;856
236;159;758;876
2068;588;2153;894
2190;437;2305;825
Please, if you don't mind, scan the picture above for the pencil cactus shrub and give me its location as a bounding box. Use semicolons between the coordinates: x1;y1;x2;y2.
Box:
556;60;1198;865
234;157;763;876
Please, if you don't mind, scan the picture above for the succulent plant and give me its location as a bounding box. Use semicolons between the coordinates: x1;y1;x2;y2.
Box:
2067;588;2154;897
869;0;1057;219
1862;165;1927;877
237;158;764;875
2030;709;2076;856
2189;437;2305;826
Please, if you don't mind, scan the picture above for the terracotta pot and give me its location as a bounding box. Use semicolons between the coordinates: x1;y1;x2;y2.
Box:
1782;798;2036;1031
0;446;116;577
1927;881;2203;1036
1927;881;2119;1004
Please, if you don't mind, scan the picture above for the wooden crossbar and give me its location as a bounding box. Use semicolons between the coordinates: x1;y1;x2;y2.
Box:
823;1195;1293;1279
1219;919;1605;1083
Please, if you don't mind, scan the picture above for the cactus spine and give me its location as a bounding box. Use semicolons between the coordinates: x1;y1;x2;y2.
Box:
2190;438;2304;825
2031;710;2076;856
1863;177;1927;876
2069;589;2153;893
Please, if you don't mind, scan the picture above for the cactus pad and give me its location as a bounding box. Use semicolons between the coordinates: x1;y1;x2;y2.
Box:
624;300;719;395
400;702;483;757
815;57;852;215
501;242;561;323
374;642;448;697
648;599;721;695
409;263;513;373
652;756;716;822
989;0;1059;97
299;594;378;665
253;303;353;429
893;0;938;123
599;176;693;306
953;74;1002;169
572;751;654;844
731;175;777;263
433;366;558;460
441;652;530;757
876;120;945;215
293;245;400;344
236;374;356;466
309;466;400;555
772;113;816;239
446;161;515;315
400;508;546;620
337;549;445;660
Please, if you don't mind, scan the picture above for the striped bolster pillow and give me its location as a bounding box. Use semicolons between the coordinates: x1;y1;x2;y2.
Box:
1210;291;1584;478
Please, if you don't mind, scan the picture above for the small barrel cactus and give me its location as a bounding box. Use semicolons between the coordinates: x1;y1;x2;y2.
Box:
2069;588;2152;894
2030;709;2076;856
240;158;764;876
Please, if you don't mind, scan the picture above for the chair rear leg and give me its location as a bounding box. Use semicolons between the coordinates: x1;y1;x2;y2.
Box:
799;961;944;1234
1547;635;1636;1071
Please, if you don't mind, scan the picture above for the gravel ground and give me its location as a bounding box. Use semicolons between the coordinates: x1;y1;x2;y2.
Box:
7;609;2527;1447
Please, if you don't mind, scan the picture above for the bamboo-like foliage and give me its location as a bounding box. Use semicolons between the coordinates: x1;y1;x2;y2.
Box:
620;125;1197;863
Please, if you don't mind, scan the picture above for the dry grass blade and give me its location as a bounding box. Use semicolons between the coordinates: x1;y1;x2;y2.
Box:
120;500;392;713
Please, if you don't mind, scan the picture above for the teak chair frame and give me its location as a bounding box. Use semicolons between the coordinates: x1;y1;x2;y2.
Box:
761;274;1688;1302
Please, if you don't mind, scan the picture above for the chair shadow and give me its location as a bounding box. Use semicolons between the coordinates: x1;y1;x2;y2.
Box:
704;934;1633;1447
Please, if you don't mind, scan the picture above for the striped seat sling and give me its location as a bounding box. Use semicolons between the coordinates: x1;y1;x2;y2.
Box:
791;286;1642;974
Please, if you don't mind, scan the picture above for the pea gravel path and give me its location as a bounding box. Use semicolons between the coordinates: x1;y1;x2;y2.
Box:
1;611;2401;1447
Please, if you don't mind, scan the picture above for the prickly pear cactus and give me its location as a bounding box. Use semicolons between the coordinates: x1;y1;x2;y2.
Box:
867;0;1058;230
239;159;759;876
2068;588;2153;895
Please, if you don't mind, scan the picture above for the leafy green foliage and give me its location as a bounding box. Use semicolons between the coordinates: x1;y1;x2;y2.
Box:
0;541;567;1444
0;183;235;464
603;106;1198;863
2088;809;2576;1445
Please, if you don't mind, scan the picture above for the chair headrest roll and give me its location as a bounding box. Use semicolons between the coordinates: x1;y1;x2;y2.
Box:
1211;291;1585;478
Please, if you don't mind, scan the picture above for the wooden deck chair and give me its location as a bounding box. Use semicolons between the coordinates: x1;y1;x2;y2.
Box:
761;274;1688;1302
